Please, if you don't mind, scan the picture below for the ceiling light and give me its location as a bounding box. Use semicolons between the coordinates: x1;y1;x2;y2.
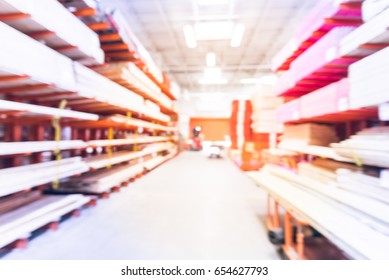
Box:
194;21;234;41
259;74;278;85
204;67;222;78
198;78;229;85
197;0;230;5
206;52;216;67
231;23;245;47
183;24;197;48
240;78;261;84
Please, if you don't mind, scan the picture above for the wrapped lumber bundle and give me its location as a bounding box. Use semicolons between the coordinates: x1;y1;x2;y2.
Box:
348;46;389;109
362;0;389;22
0;21;76;91
251;90;284;133
331;126;389;167
0;0;104;65
0;157;89;198
278;123;339;149
96;62;173;110
276;98;300;123
341;6;389;58
0;194;90;248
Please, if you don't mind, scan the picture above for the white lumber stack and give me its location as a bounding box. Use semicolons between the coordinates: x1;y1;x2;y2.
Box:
331;127;389;167
106;115;177;132
0;99;98;120
0;157;89;198
97;62;173;110
84;143;174;170
0;0;103;65
362;0;389;22
265;165;389;225
0;195;90;248
336;169;389;204
64;163;144;193
348;46;389;109
341;7;389;57
0;140;87;156
251;89;284;133
247;169;389;259
0;21;76;91
87;136;171;147
143;151;176;170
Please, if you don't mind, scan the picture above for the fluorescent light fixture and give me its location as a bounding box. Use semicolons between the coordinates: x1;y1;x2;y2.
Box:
197;0;230;5
231;23;245;47
183;24;197;48
194;21;234;40
240;75;278;85
240;78;261;84
204;67;222;78
198;78;229;85
206;52;216;67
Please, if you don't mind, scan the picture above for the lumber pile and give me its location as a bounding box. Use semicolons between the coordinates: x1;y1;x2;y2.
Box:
0;100;98;120
348;45;389;109
274;27;357;96
87;136;171;147
331;127;389;168
143;151;176;171
0;194;90;248
0;21;76;91
0;191;41;216
61;163;144;194
362;0;389;22
96;62;173;110
247;166;389;259
0;0;104;65
341;6;389;58
251;90;284;133
271;0;363;72
278;123;339;149
0;157;89;198
0;140;87;156
84;143;174;170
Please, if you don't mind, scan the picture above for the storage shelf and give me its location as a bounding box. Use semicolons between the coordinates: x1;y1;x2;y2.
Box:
0;0;104;65
272;0;363;72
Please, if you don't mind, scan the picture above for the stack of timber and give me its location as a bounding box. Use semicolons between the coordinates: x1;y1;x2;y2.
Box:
0;140;87;156
0;194;90;248
278;123;339;149
361;0;389;22
0;157;89;197
331;127;389;168
87;136;172;148
0;0;104;65
247;165;389;259
251;89;284;133
84;142;174;170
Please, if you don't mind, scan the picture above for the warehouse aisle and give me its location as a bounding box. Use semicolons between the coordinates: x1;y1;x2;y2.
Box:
3;152;278;260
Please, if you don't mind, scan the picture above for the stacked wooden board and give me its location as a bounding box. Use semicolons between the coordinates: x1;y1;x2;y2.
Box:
0;157;89;197
361;0;389;22
0;194;90;249
278;123;339;149
331;127;389;168
248;165;389;259
0;0;104;65
230;100;252;149
251;90;283;133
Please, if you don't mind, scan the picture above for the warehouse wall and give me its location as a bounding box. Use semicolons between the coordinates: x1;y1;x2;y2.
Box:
189;118;229;141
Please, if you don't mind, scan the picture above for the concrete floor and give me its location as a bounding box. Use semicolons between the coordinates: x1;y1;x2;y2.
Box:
3;152;279;260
